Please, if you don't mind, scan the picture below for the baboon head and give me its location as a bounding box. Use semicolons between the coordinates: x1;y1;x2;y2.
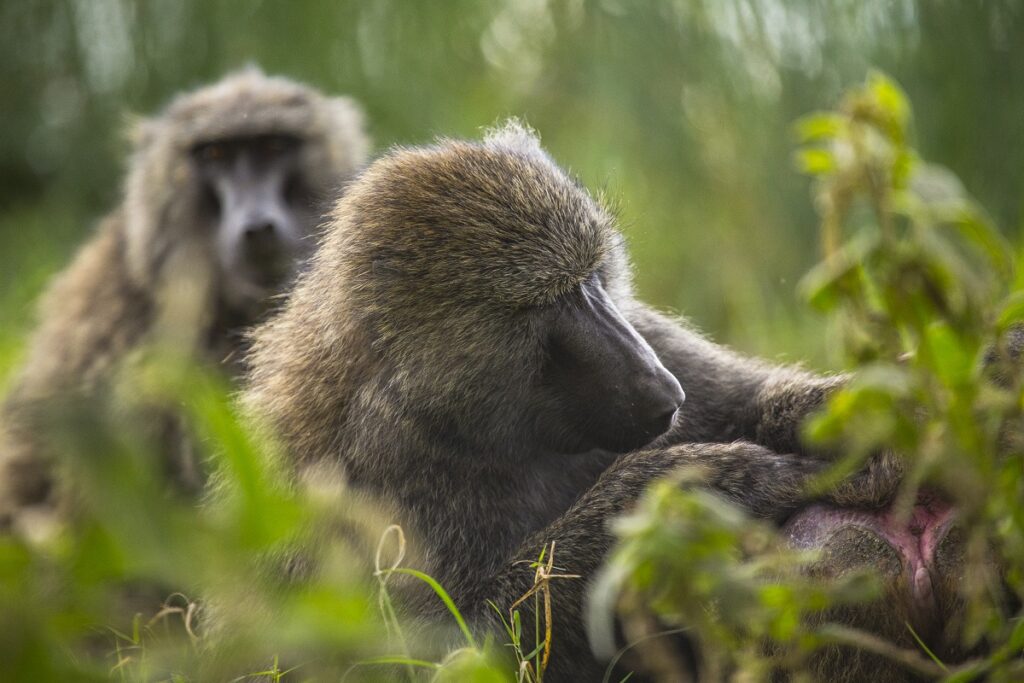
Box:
348;123;684;454
124;67;369;317
254;122;684;461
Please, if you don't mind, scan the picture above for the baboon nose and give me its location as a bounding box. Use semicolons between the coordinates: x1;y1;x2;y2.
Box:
243;221;281;260
244;221;277;239
241;221;288;282
656;372;686;412
640;373;685;436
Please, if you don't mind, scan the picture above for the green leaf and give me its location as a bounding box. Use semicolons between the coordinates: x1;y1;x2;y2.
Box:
996;290;1024;329
798;233;880;311
793;113;846;142
794;147;836;175
866;70;909;136
382;568;477;648
923;321;973;388
355;656;441;670
950;206;1013;284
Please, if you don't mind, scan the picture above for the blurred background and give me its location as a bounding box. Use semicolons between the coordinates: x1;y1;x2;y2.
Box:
2;0;1022;375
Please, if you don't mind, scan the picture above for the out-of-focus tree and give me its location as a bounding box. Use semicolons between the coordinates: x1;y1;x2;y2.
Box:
1;1;1022;368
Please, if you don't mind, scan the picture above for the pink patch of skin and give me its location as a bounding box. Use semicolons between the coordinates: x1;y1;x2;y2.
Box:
783;491;957;623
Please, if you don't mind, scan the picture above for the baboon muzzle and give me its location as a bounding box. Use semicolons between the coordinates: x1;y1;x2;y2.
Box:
547;276;685;453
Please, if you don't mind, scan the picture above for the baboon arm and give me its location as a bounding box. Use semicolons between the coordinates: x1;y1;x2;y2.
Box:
8;214;151;400
472;442;873;681
471;442;901;679
626;305;845;456
473;444;900;681
0;215;149;519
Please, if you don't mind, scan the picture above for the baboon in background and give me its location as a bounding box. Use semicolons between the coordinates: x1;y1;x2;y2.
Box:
0;68;370;532
244;123;917;681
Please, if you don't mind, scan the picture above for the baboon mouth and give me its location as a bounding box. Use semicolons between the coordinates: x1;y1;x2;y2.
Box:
250;268;289;289
782;491;957;631
242;258;293;289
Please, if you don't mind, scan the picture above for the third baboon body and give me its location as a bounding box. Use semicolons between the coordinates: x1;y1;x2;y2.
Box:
0;68;369;529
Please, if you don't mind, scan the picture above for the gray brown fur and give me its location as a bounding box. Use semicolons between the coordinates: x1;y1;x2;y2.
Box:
243;123;902;680
0;68;369;529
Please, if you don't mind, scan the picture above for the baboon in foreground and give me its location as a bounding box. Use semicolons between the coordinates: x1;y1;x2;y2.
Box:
244;123;937;680
0;68;369;531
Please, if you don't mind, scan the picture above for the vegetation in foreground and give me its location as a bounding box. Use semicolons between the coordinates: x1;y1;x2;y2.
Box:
595;73;1024;681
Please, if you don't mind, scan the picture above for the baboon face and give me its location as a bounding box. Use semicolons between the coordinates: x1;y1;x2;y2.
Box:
190;133;316;309
122;68;369;319
536;273;685;453
346;130;684;455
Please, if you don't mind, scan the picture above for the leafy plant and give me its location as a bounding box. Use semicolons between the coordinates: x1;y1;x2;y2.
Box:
593;72;1024;680
798;73;1024;679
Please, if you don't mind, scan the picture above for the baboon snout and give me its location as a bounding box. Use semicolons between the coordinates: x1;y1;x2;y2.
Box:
196;135;309;295
243;219;277;240
543;275;685;453
231;213;294;284
634;368;685;438
241;218;285;260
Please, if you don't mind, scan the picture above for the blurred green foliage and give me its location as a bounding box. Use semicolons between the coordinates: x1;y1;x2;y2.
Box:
2;0;1023;372
0;351;515;680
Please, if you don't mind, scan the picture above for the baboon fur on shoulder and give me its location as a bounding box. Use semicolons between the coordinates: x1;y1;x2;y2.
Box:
244;122;899;680
0;68;370;531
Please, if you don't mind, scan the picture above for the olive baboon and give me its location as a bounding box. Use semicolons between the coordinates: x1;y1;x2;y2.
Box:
0;68;370;531
243;123;909;680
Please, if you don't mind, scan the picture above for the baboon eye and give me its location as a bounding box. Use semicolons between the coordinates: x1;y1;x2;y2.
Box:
284;173;309;207
199;143;226;162
264;136;291;154
199;183;221;218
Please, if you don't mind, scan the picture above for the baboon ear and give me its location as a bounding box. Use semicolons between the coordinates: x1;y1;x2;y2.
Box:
124;113;162;154
323;95;371;172
325;95;366;133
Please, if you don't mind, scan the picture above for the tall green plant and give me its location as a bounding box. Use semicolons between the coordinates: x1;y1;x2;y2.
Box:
797;73;1024;676
591;72;1024;680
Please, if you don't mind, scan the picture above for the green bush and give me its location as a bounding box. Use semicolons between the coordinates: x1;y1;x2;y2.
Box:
592;73;1024;681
